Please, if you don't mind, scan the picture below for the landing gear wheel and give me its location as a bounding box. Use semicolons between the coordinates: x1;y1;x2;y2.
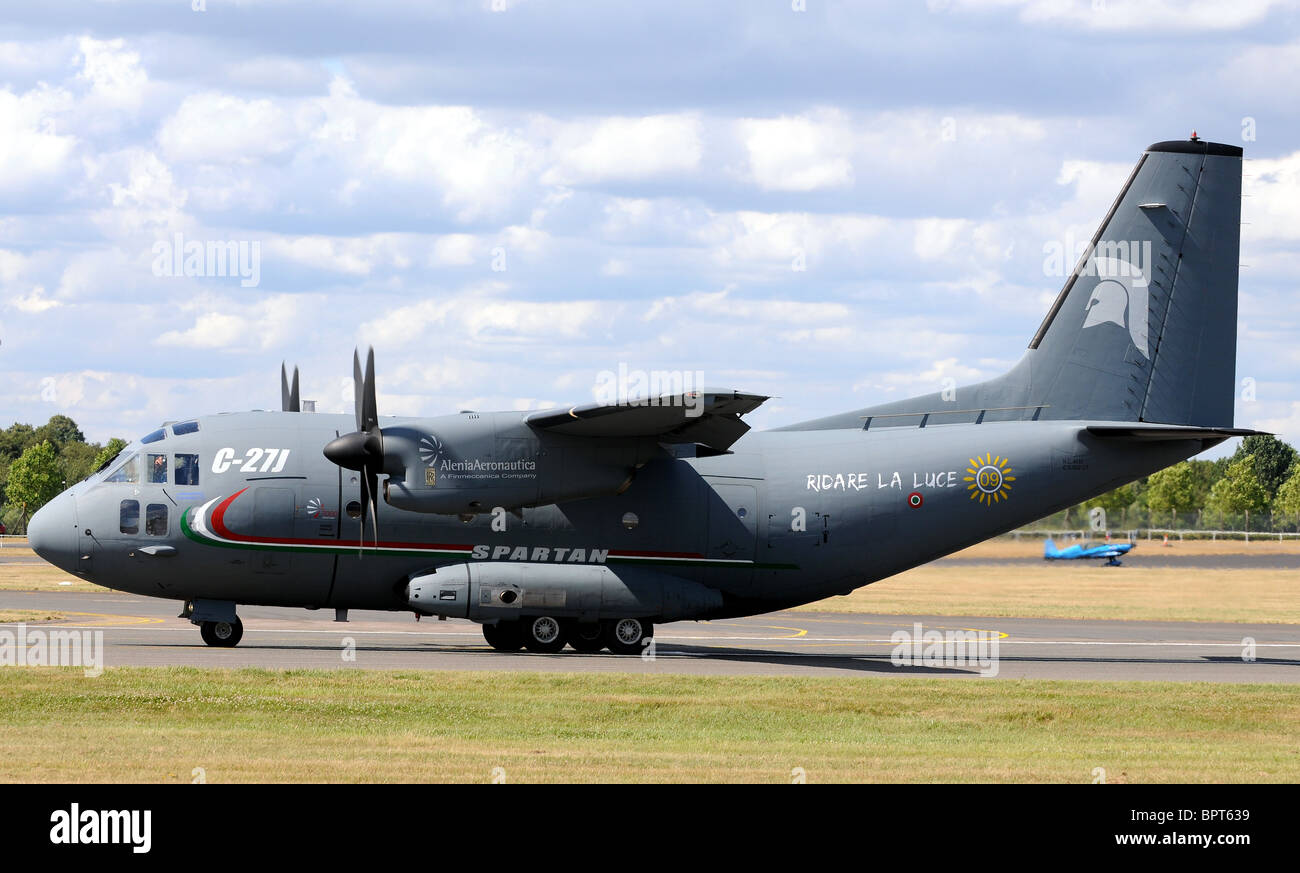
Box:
605;617;651;655
482;621;524;652
522;616;566;653
566;622;606;654
200;617;243;647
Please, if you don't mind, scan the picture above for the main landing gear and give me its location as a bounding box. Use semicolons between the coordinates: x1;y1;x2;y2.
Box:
181;599;244;647
482;617;653;655
199;617;244;647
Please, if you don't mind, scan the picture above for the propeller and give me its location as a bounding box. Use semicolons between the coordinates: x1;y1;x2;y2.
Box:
323;348;384;547
280;363;301;413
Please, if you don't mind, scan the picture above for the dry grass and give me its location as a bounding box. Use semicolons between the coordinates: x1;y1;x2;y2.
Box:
804;564;1300;623
0;610;66;623
0;562;103;593
0;667;1296;783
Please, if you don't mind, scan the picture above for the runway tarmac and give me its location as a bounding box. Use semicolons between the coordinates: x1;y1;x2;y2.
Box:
2;590;1296;682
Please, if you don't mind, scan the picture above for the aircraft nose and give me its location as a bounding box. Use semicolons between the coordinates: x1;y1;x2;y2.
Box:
28;494;78;574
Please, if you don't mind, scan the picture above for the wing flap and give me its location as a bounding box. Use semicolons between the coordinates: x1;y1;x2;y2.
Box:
527;390;769;451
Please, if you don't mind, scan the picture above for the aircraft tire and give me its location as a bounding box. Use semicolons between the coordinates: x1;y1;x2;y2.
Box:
522;615;566;653
605;617;652;655
482;621;524;652
200;617;243;647
565;621;606;653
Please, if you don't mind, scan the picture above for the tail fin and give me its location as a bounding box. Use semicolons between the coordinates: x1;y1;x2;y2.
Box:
1043;538;1058;558
783;137;1243;432
1024;138;1242;426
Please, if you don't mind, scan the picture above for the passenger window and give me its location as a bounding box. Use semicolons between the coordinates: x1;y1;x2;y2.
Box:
106;454;140;484
120;500;140;535
147;453;168;484
145;504;168;536
174;453;200;486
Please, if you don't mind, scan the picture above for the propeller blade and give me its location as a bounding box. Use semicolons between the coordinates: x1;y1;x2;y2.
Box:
281;363;302;412
352;349;364;431
361;346;378;433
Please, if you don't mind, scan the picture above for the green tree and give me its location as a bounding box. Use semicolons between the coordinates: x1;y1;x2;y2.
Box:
1232;434;1297;500
58;441;100;485
1273;466;1300;531
0;423;35;463
34;414;85;449
5;441;64;530
1146;462;1202;528
91;438;127;473
1207;453;1271;531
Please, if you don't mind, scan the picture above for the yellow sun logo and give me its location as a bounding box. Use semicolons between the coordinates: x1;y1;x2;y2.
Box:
965;453;1015;505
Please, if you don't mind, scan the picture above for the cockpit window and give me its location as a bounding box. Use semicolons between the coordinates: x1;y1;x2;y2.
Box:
146;453;168;484
120;500;139;535
141;428;166;444
105;454;140;484
174;453;200;486
145;504;168;536
172;420;200;436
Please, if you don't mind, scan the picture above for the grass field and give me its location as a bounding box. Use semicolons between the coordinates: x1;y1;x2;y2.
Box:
807;565;1300;623
0;667;1295;783
796;539;1300;624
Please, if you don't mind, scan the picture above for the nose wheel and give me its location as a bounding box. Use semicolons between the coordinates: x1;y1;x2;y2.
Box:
200;617;244;647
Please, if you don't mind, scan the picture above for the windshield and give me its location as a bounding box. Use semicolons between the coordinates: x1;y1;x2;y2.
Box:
103;451;141;484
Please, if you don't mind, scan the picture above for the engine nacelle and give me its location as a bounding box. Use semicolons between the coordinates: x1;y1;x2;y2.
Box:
379;414;653;515
405;562;724;623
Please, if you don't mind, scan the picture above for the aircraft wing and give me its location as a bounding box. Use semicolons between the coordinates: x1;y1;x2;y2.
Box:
526;390;769;452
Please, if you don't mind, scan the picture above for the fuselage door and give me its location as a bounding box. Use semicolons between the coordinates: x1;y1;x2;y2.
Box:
705;481;758;563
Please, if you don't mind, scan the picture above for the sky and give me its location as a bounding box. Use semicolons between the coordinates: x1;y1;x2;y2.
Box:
1;0;1298;455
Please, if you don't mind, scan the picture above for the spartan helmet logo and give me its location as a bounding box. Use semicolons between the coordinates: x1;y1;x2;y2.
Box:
1082;255;1149;359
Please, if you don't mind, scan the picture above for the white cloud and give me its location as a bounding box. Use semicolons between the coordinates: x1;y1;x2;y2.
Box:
10;286;61;313
156;295;309;351
158;92;300;164
75;37;147;109
737;110;855;191
0;84;76;191
937;0;1282;31
543;114;703;185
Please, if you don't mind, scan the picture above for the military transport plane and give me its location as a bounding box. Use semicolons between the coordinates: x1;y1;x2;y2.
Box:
29;137;1255;654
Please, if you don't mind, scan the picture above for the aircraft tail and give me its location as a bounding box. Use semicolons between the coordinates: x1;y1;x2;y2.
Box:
1017;137;1243;426
1043;538;1059;559
783;137;1243;432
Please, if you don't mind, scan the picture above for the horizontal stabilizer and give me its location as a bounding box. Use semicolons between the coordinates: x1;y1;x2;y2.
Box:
1086;424;1264;442
527;390;768;451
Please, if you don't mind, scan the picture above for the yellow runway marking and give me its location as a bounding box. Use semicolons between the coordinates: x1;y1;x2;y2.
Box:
54;612;165;627
789;616;1009;639
751;624;808;639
